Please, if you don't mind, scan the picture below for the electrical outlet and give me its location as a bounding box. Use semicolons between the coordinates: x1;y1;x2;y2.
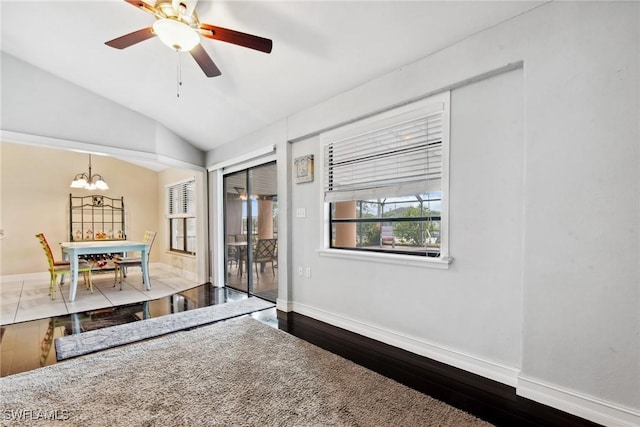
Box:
298;266;303;276
305;267;311;278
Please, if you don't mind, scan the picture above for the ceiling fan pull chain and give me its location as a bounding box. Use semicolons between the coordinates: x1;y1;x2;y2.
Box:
176;52;183;98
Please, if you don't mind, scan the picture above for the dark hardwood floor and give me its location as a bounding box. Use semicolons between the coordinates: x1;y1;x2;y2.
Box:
277;311;602;427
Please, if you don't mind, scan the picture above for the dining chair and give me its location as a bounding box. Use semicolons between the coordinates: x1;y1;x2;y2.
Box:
241;238;277;281
227;234;238;271
36;233;93;300
35;233;73;267
113;230;156;290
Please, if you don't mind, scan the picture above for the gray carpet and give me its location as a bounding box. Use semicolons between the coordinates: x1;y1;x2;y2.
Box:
55;297;274;360
1;316;492;426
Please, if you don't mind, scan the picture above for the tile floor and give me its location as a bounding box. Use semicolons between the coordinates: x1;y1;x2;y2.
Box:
1;266;201;325
0;267;277;377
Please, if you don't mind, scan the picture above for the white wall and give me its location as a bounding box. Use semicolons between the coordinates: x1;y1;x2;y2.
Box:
1;52;205;168
518;2;639;419
289;66;523;379
155;123;205;169
207;2;639;425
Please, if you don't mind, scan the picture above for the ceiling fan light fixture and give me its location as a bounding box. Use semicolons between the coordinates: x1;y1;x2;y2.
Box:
153;18;199;52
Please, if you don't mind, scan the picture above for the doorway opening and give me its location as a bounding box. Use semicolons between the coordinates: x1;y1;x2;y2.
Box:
223;162;277;302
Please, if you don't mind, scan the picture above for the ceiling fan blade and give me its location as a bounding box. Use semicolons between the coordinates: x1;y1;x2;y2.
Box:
190;44;222;77
124;0;158;15
105;27;156;49
199;23;272;54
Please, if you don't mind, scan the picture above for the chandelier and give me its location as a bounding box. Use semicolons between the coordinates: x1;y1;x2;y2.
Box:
70;154;109;191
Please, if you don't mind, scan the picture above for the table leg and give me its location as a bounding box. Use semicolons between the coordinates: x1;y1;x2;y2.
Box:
60;248;68;285
141;248;151;291
239;247;246;277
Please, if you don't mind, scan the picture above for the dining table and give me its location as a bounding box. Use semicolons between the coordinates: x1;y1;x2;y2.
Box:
227;241;248;276
60;240;151;302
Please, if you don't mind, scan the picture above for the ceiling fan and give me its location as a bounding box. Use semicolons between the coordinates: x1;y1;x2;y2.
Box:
105;0;272;77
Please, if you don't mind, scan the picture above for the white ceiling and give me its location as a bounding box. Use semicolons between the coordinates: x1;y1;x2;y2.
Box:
1;0;543;154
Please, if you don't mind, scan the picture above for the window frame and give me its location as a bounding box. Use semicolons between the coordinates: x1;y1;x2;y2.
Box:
329;194;442;256
319;92;452;267
167;178;196;255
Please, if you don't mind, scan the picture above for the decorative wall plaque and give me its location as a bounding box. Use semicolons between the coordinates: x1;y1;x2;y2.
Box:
295;155;314;183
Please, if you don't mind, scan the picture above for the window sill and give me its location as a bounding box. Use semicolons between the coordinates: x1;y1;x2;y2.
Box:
165;251;196;258
317;248;452;269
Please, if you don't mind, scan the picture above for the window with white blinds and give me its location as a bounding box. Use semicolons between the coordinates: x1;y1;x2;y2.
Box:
167;179;196;254
324;95;448;203
168;180;196;216
320;91;451;262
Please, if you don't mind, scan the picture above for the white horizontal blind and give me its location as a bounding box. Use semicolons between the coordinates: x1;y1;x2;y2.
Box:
324;104;444;202
168;179;195;217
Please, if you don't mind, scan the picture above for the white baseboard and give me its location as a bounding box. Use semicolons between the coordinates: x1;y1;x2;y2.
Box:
150;262;197;282
517;376;640;427
0;272;49;283
276;298;293;312
290;301;519;387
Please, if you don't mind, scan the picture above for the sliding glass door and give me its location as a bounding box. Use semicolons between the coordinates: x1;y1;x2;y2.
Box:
223;162;277;301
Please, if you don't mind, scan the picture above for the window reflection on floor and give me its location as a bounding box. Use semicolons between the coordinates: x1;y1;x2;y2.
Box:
0;285;277;377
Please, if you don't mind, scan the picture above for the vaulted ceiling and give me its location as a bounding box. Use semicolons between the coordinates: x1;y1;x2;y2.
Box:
1;1;543;153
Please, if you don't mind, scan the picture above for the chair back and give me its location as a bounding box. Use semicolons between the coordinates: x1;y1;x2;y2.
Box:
142;230;157;246
254;238;277;260
142;230;157;253
35;233;56;270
